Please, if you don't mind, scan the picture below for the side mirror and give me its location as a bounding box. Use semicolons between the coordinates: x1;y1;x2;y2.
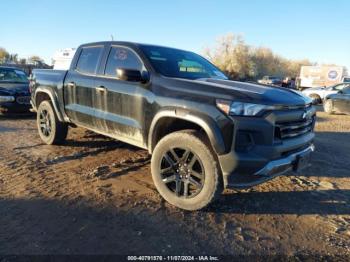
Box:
116;68;149;83
338;90;343;94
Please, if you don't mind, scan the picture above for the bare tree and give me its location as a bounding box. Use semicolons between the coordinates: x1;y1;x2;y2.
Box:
28;55;44;63
204;33;253;80
0;47;10;63
9;54;19;63
19;58;27;65
204;33;314;80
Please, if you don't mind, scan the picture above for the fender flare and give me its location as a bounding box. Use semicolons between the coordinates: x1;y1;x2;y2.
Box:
34;88;65;122
148;109;226;155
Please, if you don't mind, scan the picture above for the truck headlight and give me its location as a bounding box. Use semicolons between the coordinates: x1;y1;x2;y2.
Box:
216;100;274;116
0;96;15;102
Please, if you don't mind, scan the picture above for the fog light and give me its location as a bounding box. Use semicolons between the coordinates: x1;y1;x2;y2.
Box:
235;131;254;152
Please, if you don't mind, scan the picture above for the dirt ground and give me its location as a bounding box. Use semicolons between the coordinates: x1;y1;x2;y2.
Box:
0;109;349;259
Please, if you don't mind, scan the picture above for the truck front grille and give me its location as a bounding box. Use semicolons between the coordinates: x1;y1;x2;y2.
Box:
275;116;315;139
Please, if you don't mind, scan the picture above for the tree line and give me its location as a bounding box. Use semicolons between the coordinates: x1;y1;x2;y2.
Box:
204;33;315;81
0;47;44;65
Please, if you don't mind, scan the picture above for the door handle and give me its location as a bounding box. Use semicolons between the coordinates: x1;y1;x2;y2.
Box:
67;82;76;88
96;85;107;92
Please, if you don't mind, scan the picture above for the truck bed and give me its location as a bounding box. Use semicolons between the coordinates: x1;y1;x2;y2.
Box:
32;69;68;86
31;69;68;119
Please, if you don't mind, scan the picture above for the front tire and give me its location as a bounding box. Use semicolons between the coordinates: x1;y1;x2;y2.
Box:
151;130;223;210
324;99;334;115
37;100;68;145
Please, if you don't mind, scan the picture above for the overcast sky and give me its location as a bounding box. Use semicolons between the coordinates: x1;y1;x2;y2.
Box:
1;0;349;69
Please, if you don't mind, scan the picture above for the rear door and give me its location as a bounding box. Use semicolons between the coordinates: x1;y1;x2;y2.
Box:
94;45;148;147
64;45;104;127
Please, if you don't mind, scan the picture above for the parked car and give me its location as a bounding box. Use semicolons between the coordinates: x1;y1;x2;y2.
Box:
0;66;32;114
31;41;315;210
324;87;350;115
302;83;350;104
257;76;282;86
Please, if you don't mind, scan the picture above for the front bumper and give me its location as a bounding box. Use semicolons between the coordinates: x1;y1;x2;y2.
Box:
0;101;32;114
221;143;314;189
218;105;316;188
220;143;314;188
254;144;314;176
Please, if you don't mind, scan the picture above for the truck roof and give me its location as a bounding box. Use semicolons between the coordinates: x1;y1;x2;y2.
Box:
79;41;191;53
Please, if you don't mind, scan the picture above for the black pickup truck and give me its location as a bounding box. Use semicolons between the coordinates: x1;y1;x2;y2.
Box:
31;41;315;210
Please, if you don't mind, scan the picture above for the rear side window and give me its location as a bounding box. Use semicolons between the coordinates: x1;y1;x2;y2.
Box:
76;46;103;74
334;84;346;90
105;47;142;76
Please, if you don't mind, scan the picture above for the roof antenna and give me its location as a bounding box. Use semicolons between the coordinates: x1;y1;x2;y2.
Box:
111;34;114;41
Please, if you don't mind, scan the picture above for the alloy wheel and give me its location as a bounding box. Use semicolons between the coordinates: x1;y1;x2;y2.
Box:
160;147;205;198
39;109;52;137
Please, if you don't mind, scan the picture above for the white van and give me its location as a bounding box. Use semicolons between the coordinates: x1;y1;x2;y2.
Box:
52;48;76;70
299;66;346;88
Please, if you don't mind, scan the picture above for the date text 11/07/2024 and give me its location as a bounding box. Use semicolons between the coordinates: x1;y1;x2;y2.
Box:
127;255;220;261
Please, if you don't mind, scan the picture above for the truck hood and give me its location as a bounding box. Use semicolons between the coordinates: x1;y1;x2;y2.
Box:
0;83;30;96
203;79;311;105
160;77;312;106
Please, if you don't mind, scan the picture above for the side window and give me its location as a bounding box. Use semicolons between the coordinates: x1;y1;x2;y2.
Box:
76;46;103;74
105;47;142;76
178;59;206;73
334;84;345;90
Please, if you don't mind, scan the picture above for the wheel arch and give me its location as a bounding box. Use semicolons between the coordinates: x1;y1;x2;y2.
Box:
34;88;64;122
309;93;321;98
148;110;226;155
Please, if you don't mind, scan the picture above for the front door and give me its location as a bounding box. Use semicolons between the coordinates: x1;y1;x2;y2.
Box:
94;45;148;147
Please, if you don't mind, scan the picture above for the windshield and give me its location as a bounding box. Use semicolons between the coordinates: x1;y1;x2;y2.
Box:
0;68;29;83
140;45;228;80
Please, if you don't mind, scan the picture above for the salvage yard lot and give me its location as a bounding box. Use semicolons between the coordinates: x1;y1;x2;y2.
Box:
0;110;349;258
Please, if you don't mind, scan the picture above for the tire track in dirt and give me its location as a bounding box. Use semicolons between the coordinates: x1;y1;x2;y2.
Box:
0;123;157;209
0;121;225;255
1;114;350;257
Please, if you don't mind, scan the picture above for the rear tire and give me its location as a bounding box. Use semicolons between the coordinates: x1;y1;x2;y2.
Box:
324;99;334;115
37;100;68;145
151;130;223;210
